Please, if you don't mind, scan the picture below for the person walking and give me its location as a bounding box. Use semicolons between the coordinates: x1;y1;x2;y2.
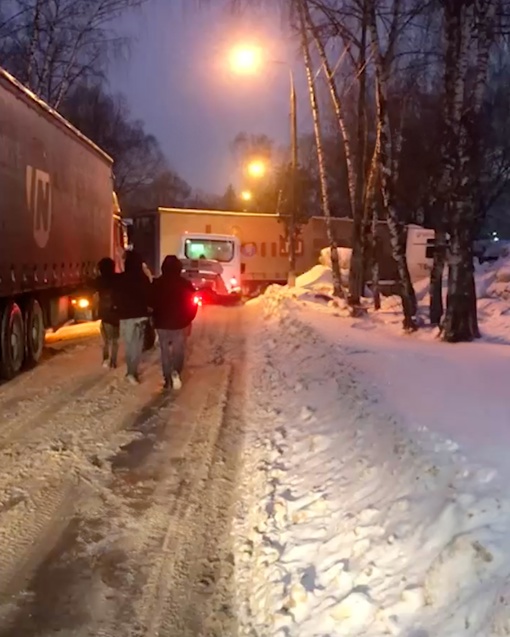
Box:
152;255;198;390
95;257;120;369
113;250;152;384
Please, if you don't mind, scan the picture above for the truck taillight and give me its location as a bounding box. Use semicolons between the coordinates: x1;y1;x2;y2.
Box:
230;277;238;287
193;295;202;306
72;297;90;309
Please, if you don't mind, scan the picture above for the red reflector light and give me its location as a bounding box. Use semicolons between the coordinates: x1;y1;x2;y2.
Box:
193;295;202;306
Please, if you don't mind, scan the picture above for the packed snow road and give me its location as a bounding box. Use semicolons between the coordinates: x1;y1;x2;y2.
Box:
0;305;249;637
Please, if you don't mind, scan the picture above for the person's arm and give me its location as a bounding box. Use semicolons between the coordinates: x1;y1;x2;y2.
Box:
148;278;157;312
142;262;153;282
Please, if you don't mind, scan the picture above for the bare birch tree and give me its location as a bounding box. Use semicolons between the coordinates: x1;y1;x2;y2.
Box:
306;0;372;305
367;0;417;329
0;0;146;108
440;0;496;342
298;0;344;298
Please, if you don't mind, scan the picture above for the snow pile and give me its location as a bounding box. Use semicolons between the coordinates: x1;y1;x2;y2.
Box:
477;254;510;300
319;246;352;271
237;301;510;636
319;247;351;287
481;240;510;261
264;249;510;341
295;264;333;291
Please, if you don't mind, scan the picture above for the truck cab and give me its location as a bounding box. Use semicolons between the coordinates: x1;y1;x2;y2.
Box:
179;233;242;299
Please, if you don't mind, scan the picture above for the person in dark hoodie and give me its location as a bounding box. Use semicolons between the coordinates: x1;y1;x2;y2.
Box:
151;255;198;389
113;250;152;384
96;257;120;369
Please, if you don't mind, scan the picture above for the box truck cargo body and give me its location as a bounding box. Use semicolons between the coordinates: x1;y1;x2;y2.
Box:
131;207;402;294
0;67;124;379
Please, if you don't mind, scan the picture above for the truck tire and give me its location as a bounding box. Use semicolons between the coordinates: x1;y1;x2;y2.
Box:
0;302;25;380
25;298;44;365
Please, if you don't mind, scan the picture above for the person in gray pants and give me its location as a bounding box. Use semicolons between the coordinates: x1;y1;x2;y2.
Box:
151;255;198;389
157;329;186;389
113;251;152;384
95;257;120;369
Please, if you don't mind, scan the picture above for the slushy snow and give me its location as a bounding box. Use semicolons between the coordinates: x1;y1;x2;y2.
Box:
235;254;510;636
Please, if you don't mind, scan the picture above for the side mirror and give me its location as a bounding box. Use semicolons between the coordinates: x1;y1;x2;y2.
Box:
241;263;246;274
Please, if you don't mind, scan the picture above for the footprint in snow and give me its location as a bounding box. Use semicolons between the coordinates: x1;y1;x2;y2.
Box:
300;405;315;422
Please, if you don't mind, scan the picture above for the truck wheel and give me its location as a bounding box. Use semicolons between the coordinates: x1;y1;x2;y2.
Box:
25;299;44;365
0;302;25;380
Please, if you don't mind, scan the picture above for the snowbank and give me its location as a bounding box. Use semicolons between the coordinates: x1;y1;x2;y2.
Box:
295;264;334;291
274;249;510;342
319;246;352;271
237;298;510;636
318;247;351;288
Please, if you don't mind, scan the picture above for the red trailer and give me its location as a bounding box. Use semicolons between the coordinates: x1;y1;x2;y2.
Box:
0;67;125;379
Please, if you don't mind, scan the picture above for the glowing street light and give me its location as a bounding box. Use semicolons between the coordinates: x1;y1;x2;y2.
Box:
229;44;262;75
246;159;267;179
240;190;252;201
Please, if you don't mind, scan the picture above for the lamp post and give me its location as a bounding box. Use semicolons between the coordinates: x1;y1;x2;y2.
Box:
288;68;298;287
230;45;298;286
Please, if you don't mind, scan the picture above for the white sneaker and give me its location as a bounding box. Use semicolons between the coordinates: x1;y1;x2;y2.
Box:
171;371;182;390
102;360;110;369
126;374;139;385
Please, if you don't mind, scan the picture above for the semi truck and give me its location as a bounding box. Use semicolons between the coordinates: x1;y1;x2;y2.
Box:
0;67;126;379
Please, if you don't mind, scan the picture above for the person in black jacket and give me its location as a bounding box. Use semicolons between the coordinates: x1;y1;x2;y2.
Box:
152;255;198;389
96;257;120;369
113;250;152;384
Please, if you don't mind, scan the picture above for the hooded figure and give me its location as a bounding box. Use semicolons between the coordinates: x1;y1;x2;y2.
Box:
152;256;197;331
95;257;119;368
114;251;152;321
96;257;119;326
113;250;152;383
152;255;198;389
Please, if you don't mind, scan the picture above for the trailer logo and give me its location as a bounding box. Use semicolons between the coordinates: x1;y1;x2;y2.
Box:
26;166;52;249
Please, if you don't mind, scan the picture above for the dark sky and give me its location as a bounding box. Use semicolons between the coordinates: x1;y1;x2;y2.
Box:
109;1;309;196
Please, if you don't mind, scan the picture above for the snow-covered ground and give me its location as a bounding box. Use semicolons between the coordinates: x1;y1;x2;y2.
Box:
2;262;510;636
0;307;249;636
234;256;510;636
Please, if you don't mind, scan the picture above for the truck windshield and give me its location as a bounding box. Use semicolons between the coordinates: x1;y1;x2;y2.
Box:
184;239;235;263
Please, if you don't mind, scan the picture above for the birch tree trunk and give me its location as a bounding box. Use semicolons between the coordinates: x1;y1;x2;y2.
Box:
298;0;343;298
304;4;355;217
442;0;495;342
364;136;381;309
25;0;43;89
348;0;369;306
371;208;381;311
429;228;447;326
368;0;417;330
430;0;465;326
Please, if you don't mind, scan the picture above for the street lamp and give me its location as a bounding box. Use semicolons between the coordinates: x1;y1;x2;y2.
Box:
229;44;262;75
229;44;298;286
240;190;252;201
246;159;267;179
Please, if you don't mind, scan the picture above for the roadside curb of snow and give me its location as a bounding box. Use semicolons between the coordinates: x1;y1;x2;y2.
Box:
236;292;510;636
232;320;284;634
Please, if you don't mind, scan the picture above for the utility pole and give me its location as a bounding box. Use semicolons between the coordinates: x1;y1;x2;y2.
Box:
288;69;298;287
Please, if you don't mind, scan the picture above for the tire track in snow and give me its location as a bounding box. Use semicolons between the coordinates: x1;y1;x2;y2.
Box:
0;329;100;411
0;468;78;601
0;348;161;494
131;312;247;637
0;346;163;610
0;306;248;637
